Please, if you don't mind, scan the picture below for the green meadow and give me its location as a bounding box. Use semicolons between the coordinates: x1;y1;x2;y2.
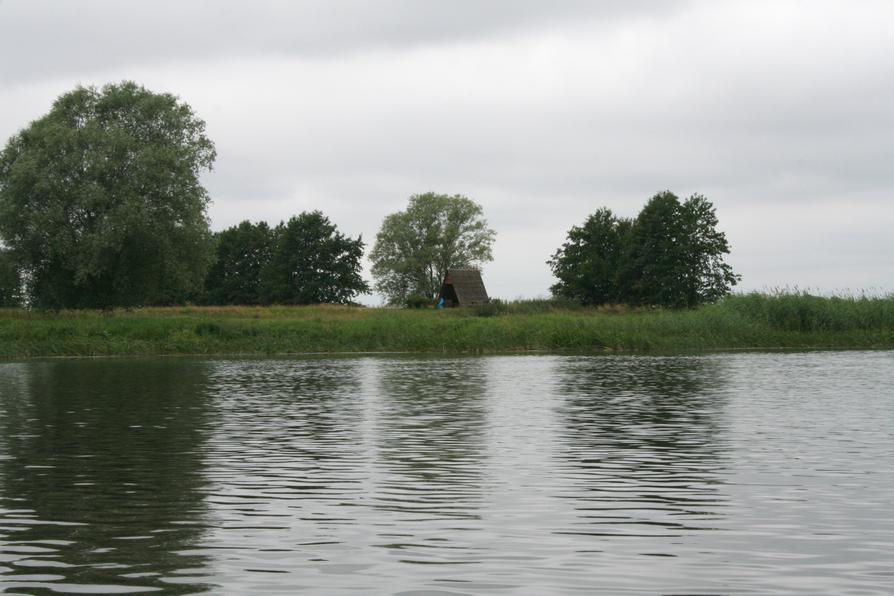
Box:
1;293;892;358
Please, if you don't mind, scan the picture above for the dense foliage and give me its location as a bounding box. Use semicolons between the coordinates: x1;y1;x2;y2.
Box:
549;191;739;308
370;192;496;305
203;221;275;305
547;208;631;306
259;211;369;305
0;248;22;307
0;82;216;308
203;213;369;305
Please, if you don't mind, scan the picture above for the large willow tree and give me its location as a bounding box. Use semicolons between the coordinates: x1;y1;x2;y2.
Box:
370;192;496;305
0;81;216;308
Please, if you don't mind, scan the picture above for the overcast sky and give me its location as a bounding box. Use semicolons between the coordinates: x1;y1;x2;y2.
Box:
2;0;892;303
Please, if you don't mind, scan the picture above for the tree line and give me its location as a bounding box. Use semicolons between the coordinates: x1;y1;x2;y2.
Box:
203;212;368;306
0;81;738;310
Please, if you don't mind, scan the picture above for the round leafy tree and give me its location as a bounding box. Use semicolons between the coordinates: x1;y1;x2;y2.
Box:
259;211;369;305
624;192;740;308
370;192;496;305
548;208;631;305
0;81;216;308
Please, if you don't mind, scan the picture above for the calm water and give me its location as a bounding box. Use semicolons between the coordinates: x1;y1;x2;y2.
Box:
0;352;892;594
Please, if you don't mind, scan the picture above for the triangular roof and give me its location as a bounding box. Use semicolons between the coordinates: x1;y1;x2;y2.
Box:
439;269;489;305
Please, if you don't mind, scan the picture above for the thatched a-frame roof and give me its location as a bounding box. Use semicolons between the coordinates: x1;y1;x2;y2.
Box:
437;269;489;307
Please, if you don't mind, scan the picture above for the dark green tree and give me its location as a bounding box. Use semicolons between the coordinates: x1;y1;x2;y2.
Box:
0;81;216;308
370;192;496;305
0;248;22;307
550;191;739;308
547;208;631;305
623;191;739;308
203;221;274;305
678;193;741;306
259;211;369;305
619;192;688;307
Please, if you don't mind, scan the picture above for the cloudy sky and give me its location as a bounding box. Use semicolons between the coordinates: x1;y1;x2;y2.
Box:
2;0;892;303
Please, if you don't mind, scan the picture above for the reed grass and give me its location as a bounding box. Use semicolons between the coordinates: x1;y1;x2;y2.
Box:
1;292;892;358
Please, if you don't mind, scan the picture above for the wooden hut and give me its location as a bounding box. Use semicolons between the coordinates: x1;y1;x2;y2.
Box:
437;269;489;307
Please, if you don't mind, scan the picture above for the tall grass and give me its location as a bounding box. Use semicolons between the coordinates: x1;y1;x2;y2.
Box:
717;292;894;332
0;292;892;358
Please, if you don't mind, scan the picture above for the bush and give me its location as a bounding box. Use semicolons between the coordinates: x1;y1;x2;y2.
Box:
470;299;509;317
405;294;434;309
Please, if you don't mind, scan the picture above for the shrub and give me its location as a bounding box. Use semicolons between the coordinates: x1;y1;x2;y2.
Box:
470;299;509;317
405;294;434;309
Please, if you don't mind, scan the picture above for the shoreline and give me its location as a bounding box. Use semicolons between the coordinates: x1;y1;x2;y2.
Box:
2;345;892;363
2;296;892;359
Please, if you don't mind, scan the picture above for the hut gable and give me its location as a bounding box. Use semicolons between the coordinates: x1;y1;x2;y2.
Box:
438;269;489;307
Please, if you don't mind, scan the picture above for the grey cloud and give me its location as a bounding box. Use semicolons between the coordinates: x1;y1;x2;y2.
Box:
0;0;680;85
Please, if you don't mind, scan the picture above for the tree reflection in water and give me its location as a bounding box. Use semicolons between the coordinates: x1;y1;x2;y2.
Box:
0;359;214;594
552;355;732;538
200;358;367;509
373;357;489;521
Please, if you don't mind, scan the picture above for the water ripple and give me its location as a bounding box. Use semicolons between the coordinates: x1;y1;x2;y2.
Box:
1;352;893;594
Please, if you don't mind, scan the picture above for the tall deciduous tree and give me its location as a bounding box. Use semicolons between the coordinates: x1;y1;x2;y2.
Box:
549;191;739;308
259;211;369;305
203;221;275;305
547;208;631;305
370;192;496;305
0;81;216;308
624;191;739;308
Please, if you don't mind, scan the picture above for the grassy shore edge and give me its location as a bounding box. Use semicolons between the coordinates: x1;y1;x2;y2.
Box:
2;294;892;359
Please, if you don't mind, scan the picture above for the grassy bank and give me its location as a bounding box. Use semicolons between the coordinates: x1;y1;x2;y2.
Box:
1;293;892;358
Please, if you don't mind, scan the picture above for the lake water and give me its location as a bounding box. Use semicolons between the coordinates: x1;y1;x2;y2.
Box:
0;352;892;594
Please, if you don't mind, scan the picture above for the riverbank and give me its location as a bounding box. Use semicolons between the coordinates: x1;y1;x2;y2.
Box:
1;293;892;358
